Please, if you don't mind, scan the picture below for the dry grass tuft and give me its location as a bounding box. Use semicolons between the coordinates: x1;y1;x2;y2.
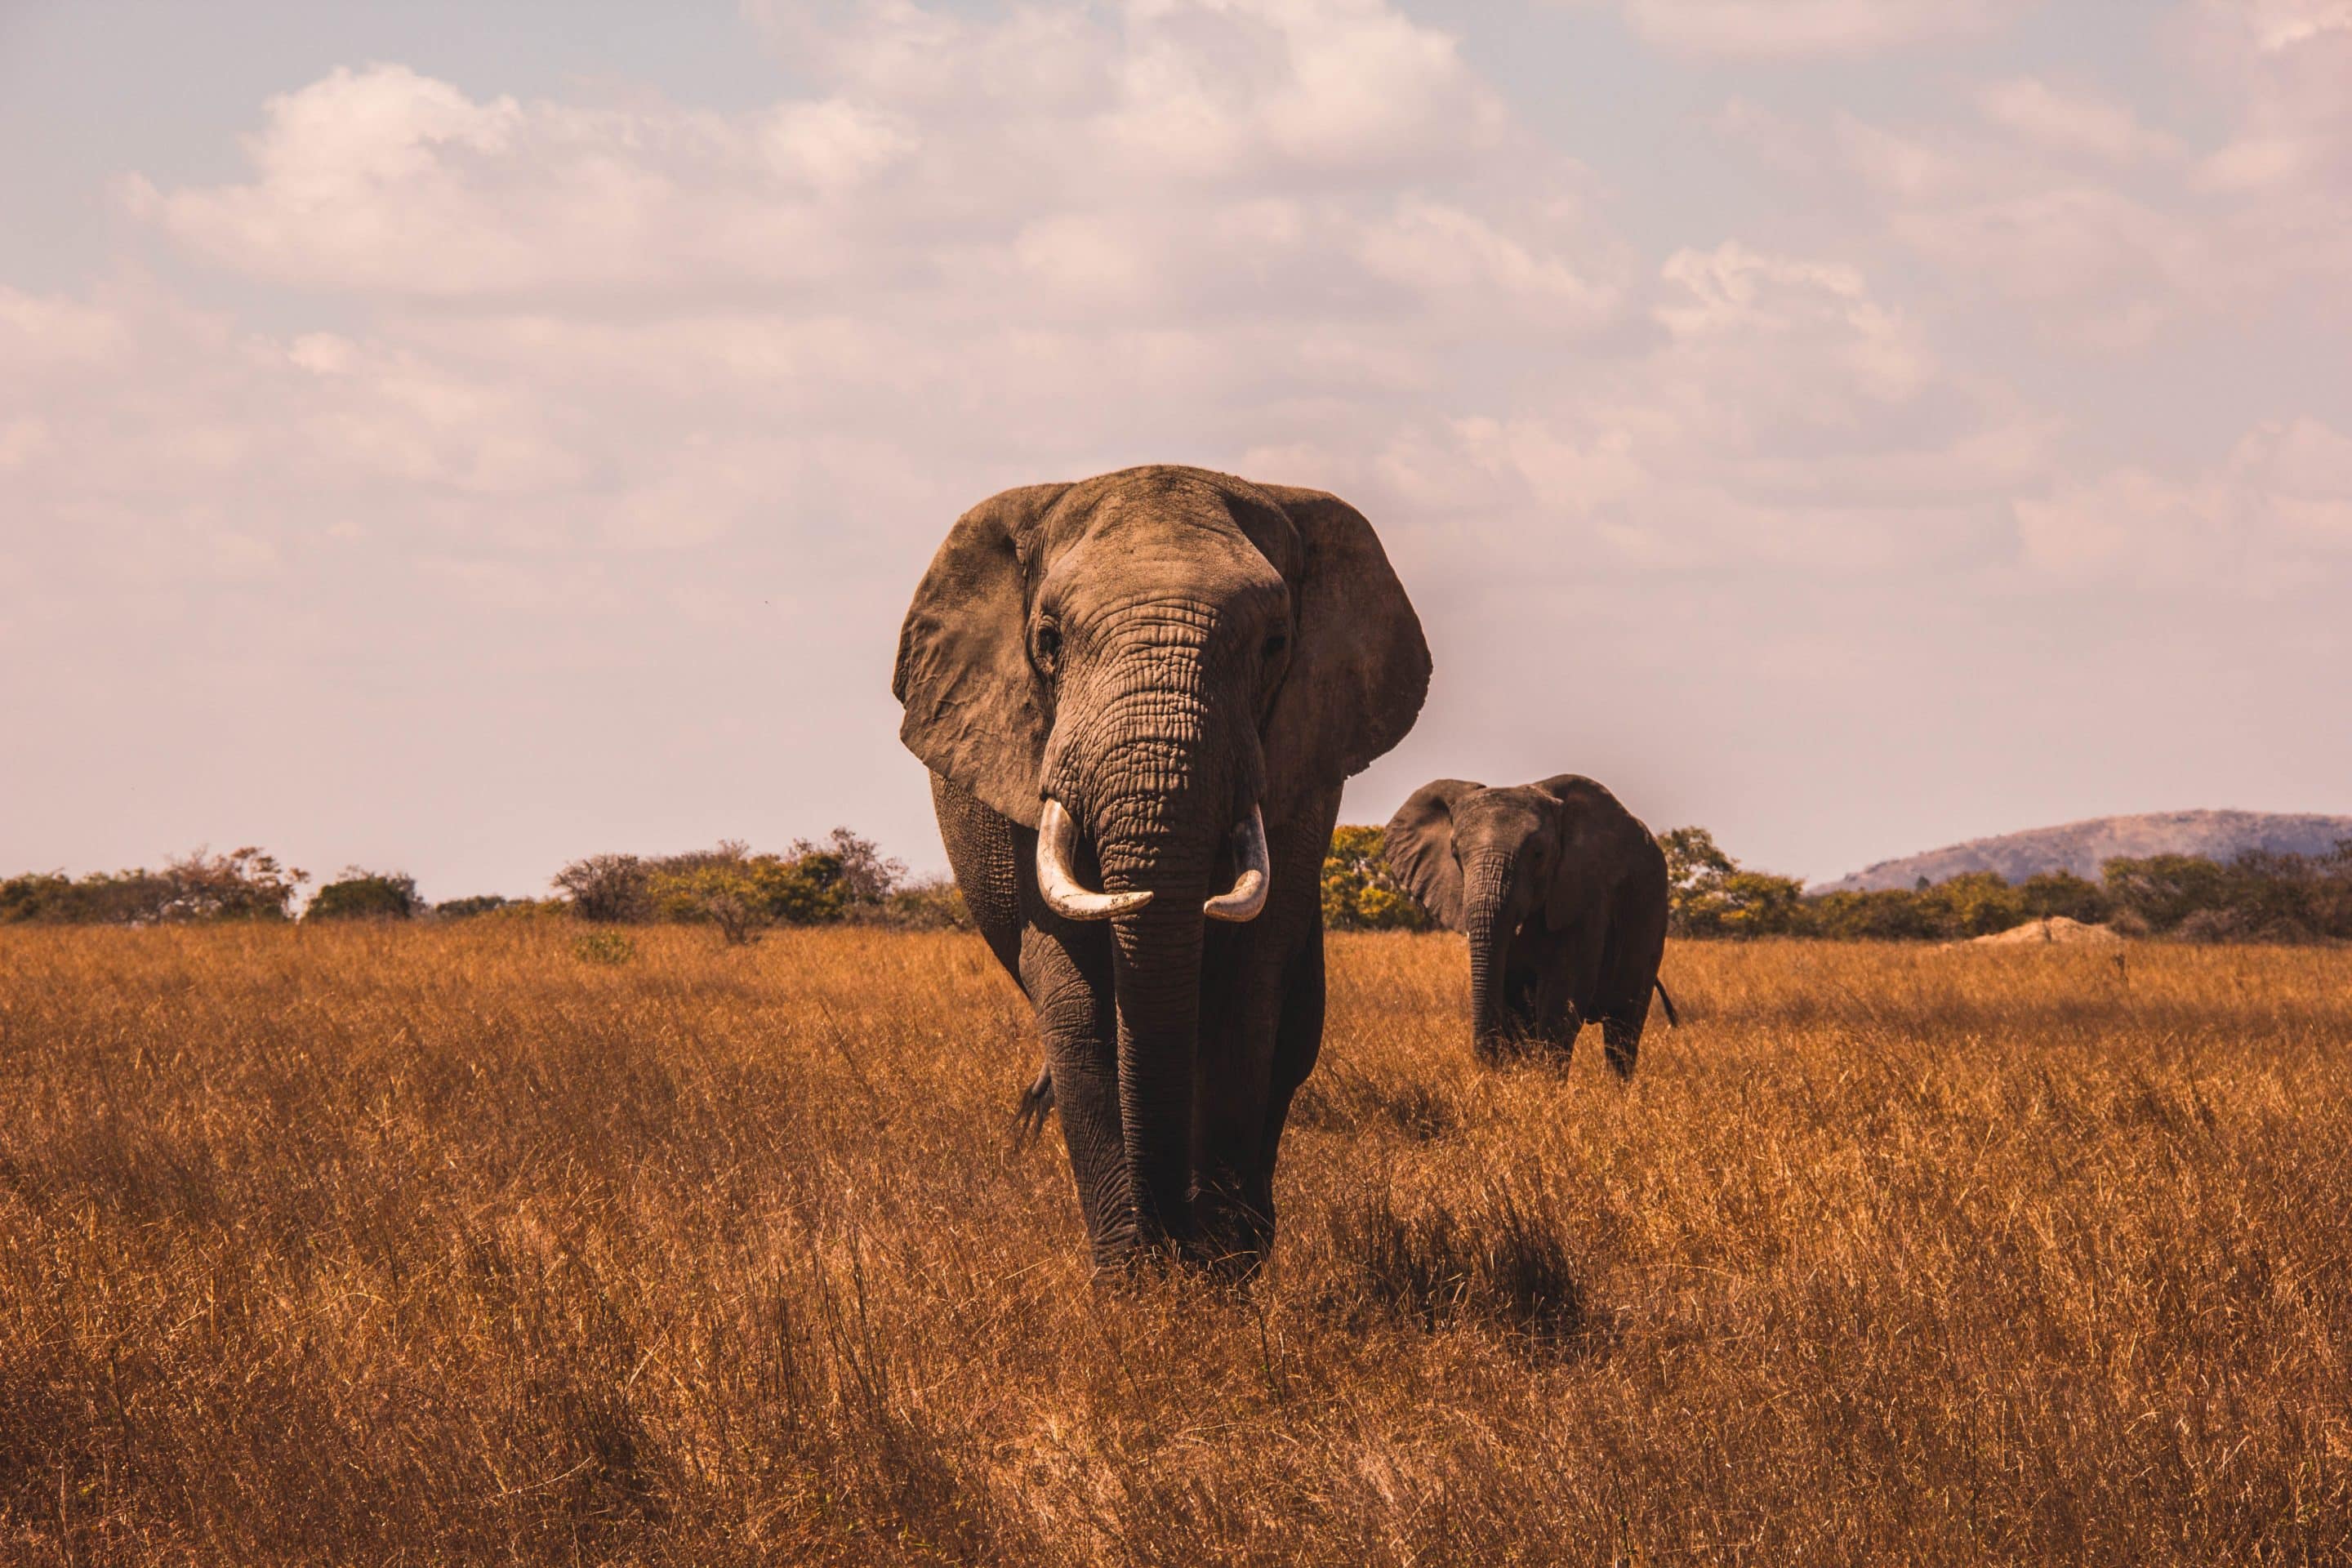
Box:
2;924;2349;1564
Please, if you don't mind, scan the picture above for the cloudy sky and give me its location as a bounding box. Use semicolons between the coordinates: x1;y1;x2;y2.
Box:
3;0;2347;898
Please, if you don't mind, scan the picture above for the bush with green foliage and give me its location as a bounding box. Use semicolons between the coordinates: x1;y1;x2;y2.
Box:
648;847;849;942
306;870;421;923
1321;826;1431;932
573;929;635;964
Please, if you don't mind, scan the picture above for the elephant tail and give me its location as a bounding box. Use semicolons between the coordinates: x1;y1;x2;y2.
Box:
1012;1062;1055;1148
1653;978;1681;1029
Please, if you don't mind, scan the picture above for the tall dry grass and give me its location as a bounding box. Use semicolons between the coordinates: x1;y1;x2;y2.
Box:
2;924;2347;1564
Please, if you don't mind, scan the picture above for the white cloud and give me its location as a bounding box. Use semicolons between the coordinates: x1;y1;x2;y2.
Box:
2013;418;2352;581
2225;0;2352;51
1365;243;2043;576
1976;78;2178;163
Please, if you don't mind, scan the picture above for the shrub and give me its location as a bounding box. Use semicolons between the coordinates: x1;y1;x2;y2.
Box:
573;929;635;964
1321;826;1430;932
306;871;421;923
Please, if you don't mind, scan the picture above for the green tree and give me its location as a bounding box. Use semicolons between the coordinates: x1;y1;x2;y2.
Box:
553;853;653;922
1321;826;1431;931
1658;826;1737;917
1657;826;1803;938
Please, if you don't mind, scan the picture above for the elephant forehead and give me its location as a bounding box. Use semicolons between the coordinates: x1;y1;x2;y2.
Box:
1454;791;1549;839
1040;528;1290;622
1033;468;1303;583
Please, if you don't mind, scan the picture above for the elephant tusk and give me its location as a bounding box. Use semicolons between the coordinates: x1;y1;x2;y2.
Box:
1204;805;1271;923
1036;798;1155;921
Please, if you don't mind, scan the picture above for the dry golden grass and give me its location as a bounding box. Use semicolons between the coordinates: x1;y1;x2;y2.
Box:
3;925;2349;1564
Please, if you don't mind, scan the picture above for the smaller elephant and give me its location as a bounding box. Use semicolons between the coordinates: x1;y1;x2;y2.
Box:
1385;775;1677;1071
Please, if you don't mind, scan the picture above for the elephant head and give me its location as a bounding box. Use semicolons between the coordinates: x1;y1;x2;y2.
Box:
894;466;1428;1255
1387;777;1601;1057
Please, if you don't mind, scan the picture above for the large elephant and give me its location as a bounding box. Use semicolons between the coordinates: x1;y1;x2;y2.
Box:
1384;775;1676;1071
893;466;1429;1271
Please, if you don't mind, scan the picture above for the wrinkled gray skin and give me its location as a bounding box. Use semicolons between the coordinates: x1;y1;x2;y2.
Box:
1385;776;1675;1071
893;466;1429;1272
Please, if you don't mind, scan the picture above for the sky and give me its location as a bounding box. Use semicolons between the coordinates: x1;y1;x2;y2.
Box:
2;0;2348;898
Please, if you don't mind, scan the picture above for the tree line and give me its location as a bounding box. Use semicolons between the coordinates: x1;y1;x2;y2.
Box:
1322;825;2352;943
11;825;2350;943
0;831;969;939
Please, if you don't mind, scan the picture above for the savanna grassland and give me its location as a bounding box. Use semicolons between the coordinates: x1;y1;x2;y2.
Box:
3;925;2349;1565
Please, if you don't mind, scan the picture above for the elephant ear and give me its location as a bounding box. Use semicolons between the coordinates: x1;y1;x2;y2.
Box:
1384;779;1481;931
1258;486;1432;822
893;483;1071;829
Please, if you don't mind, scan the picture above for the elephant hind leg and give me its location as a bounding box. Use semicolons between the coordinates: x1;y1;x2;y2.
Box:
1597;895;1668;1081
1599;1015;1642;1079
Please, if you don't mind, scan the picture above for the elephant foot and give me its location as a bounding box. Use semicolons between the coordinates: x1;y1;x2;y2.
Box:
1602;1040;1638;1080
1185;1189;1273;1280
1085;1205;1270;1284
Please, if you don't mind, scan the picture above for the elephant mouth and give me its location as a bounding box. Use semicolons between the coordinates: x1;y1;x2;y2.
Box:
1036;798;1269;924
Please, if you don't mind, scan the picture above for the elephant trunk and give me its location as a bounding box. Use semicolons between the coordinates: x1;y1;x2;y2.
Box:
1047;633;1261;1262
1463;853;1517;1059
1103;862;1209;1253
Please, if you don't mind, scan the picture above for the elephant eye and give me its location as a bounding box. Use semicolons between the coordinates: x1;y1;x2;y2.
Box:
1035;623;1062;666
1263;630;1289;660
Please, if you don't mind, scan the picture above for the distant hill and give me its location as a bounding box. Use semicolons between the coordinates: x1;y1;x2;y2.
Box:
1815;810;2352;895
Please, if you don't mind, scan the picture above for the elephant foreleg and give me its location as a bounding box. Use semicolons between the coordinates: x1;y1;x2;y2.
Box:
1019;924;1129;1263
